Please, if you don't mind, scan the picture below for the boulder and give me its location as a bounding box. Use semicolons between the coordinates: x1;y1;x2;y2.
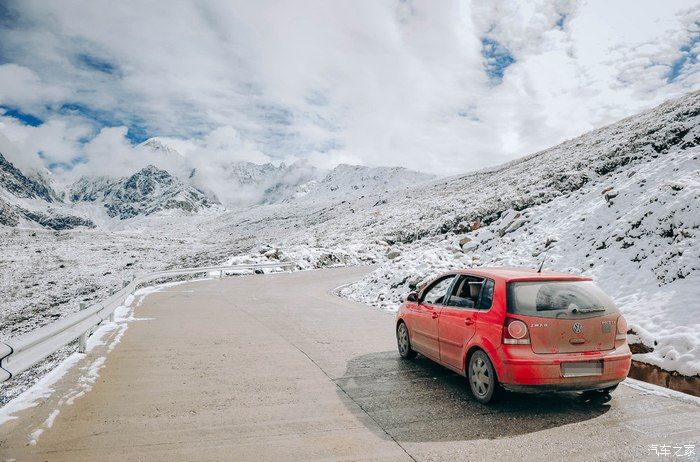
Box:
386;249;401;260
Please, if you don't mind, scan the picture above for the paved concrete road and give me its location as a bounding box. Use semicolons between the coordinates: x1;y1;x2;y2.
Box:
1;267;698;461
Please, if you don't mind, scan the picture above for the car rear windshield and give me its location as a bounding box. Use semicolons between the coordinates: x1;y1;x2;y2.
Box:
506;280;618;319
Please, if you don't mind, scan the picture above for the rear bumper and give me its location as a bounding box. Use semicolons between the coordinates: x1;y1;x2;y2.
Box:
496;343;632;391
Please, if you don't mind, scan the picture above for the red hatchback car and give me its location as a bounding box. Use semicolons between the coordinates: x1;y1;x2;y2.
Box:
395;267;632;403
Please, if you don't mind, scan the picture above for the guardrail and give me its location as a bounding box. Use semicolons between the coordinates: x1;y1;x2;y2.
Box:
0;262;294;383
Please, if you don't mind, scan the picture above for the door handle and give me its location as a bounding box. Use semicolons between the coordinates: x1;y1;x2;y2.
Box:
431;312;439;319
464;318;475;326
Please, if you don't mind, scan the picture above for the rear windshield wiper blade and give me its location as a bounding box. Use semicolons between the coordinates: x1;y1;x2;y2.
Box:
571;307;606;314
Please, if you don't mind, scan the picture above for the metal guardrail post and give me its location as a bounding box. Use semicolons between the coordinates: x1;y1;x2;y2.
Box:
78;302;88;353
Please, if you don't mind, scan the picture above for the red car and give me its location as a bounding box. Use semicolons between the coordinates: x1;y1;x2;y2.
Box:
395;267;632;403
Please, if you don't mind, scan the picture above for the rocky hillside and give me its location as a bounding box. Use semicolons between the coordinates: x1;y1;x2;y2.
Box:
0;152;94;229
0;152;57;203
69;165;218;219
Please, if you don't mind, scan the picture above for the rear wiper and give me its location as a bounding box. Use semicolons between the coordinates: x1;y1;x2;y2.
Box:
571;307;606;314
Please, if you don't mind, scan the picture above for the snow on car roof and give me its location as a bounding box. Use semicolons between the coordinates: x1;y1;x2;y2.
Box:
452;266;592;282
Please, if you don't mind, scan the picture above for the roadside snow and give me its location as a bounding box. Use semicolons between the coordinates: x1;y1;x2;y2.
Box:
0;278;204;436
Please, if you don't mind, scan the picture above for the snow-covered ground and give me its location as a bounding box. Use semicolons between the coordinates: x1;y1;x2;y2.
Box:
1;90;699;405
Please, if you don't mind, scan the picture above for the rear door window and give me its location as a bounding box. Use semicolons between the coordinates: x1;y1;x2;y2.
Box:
507;280;618;319
445;275;485;308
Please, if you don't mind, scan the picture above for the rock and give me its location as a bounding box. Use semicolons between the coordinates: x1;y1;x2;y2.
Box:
629;342;654;354
459;236;472;247
19;208;95;230
264;248;282;259
495;209;525;237
604;190;619;202
462;242;478;252
386;249;401;260
452;222;469;234
406;275;423;289
544;237;558;249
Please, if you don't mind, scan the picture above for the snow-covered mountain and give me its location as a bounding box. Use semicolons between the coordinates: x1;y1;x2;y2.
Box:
138;137;185;159
290;164;435;203
136;137;435;207
0;152;57;203
0;151;95;229
201;161;317;206
69;165;218;219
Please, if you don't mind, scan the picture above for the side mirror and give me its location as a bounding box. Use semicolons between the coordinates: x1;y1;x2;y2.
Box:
406;291;419;303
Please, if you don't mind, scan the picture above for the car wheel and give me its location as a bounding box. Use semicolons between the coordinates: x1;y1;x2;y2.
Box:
468;350;500;404
396;322;417;359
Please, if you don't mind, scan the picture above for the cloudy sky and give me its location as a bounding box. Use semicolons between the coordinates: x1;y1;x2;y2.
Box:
0;0;699;179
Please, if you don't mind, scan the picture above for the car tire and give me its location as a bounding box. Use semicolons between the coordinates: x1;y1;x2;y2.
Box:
396;322;417;359
583;384;618;396
602;384;618;394
468;350;500;404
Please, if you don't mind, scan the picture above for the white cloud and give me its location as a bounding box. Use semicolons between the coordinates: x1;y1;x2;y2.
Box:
0;0;698;178
0;64;67;110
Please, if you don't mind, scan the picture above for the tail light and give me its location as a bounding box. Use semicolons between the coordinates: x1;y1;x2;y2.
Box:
503;318;530;345
616;315;628;341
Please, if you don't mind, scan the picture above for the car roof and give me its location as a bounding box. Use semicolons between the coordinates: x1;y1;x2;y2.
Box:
450;266;591;283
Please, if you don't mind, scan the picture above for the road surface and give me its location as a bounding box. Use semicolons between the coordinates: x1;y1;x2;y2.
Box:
1;266;698;461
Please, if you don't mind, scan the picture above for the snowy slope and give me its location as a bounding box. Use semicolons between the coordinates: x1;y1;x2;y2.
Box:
290;164;435;204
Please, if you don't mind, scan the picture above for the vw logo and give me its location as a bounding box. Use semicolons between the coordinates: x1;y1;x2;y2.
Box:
572;323;583;334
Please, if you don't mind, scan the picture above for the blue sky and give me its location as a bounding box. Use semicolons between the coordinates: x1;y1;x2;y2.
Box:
0;0;699;178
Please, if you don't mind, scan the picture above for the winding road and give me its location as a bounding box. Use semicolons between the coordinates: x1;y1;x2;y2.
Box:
1;266;698;461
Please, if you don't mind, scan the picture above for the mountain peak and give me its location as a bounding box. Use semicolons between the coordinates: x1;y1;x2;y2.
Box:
138;138;184;158
70;166;217;219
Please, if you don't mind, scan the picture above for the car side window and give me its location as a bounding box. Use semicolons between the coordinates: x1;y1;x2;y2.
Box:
446;275;484;308
445;276;473;308
422;276;456;305
476;279;495;310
